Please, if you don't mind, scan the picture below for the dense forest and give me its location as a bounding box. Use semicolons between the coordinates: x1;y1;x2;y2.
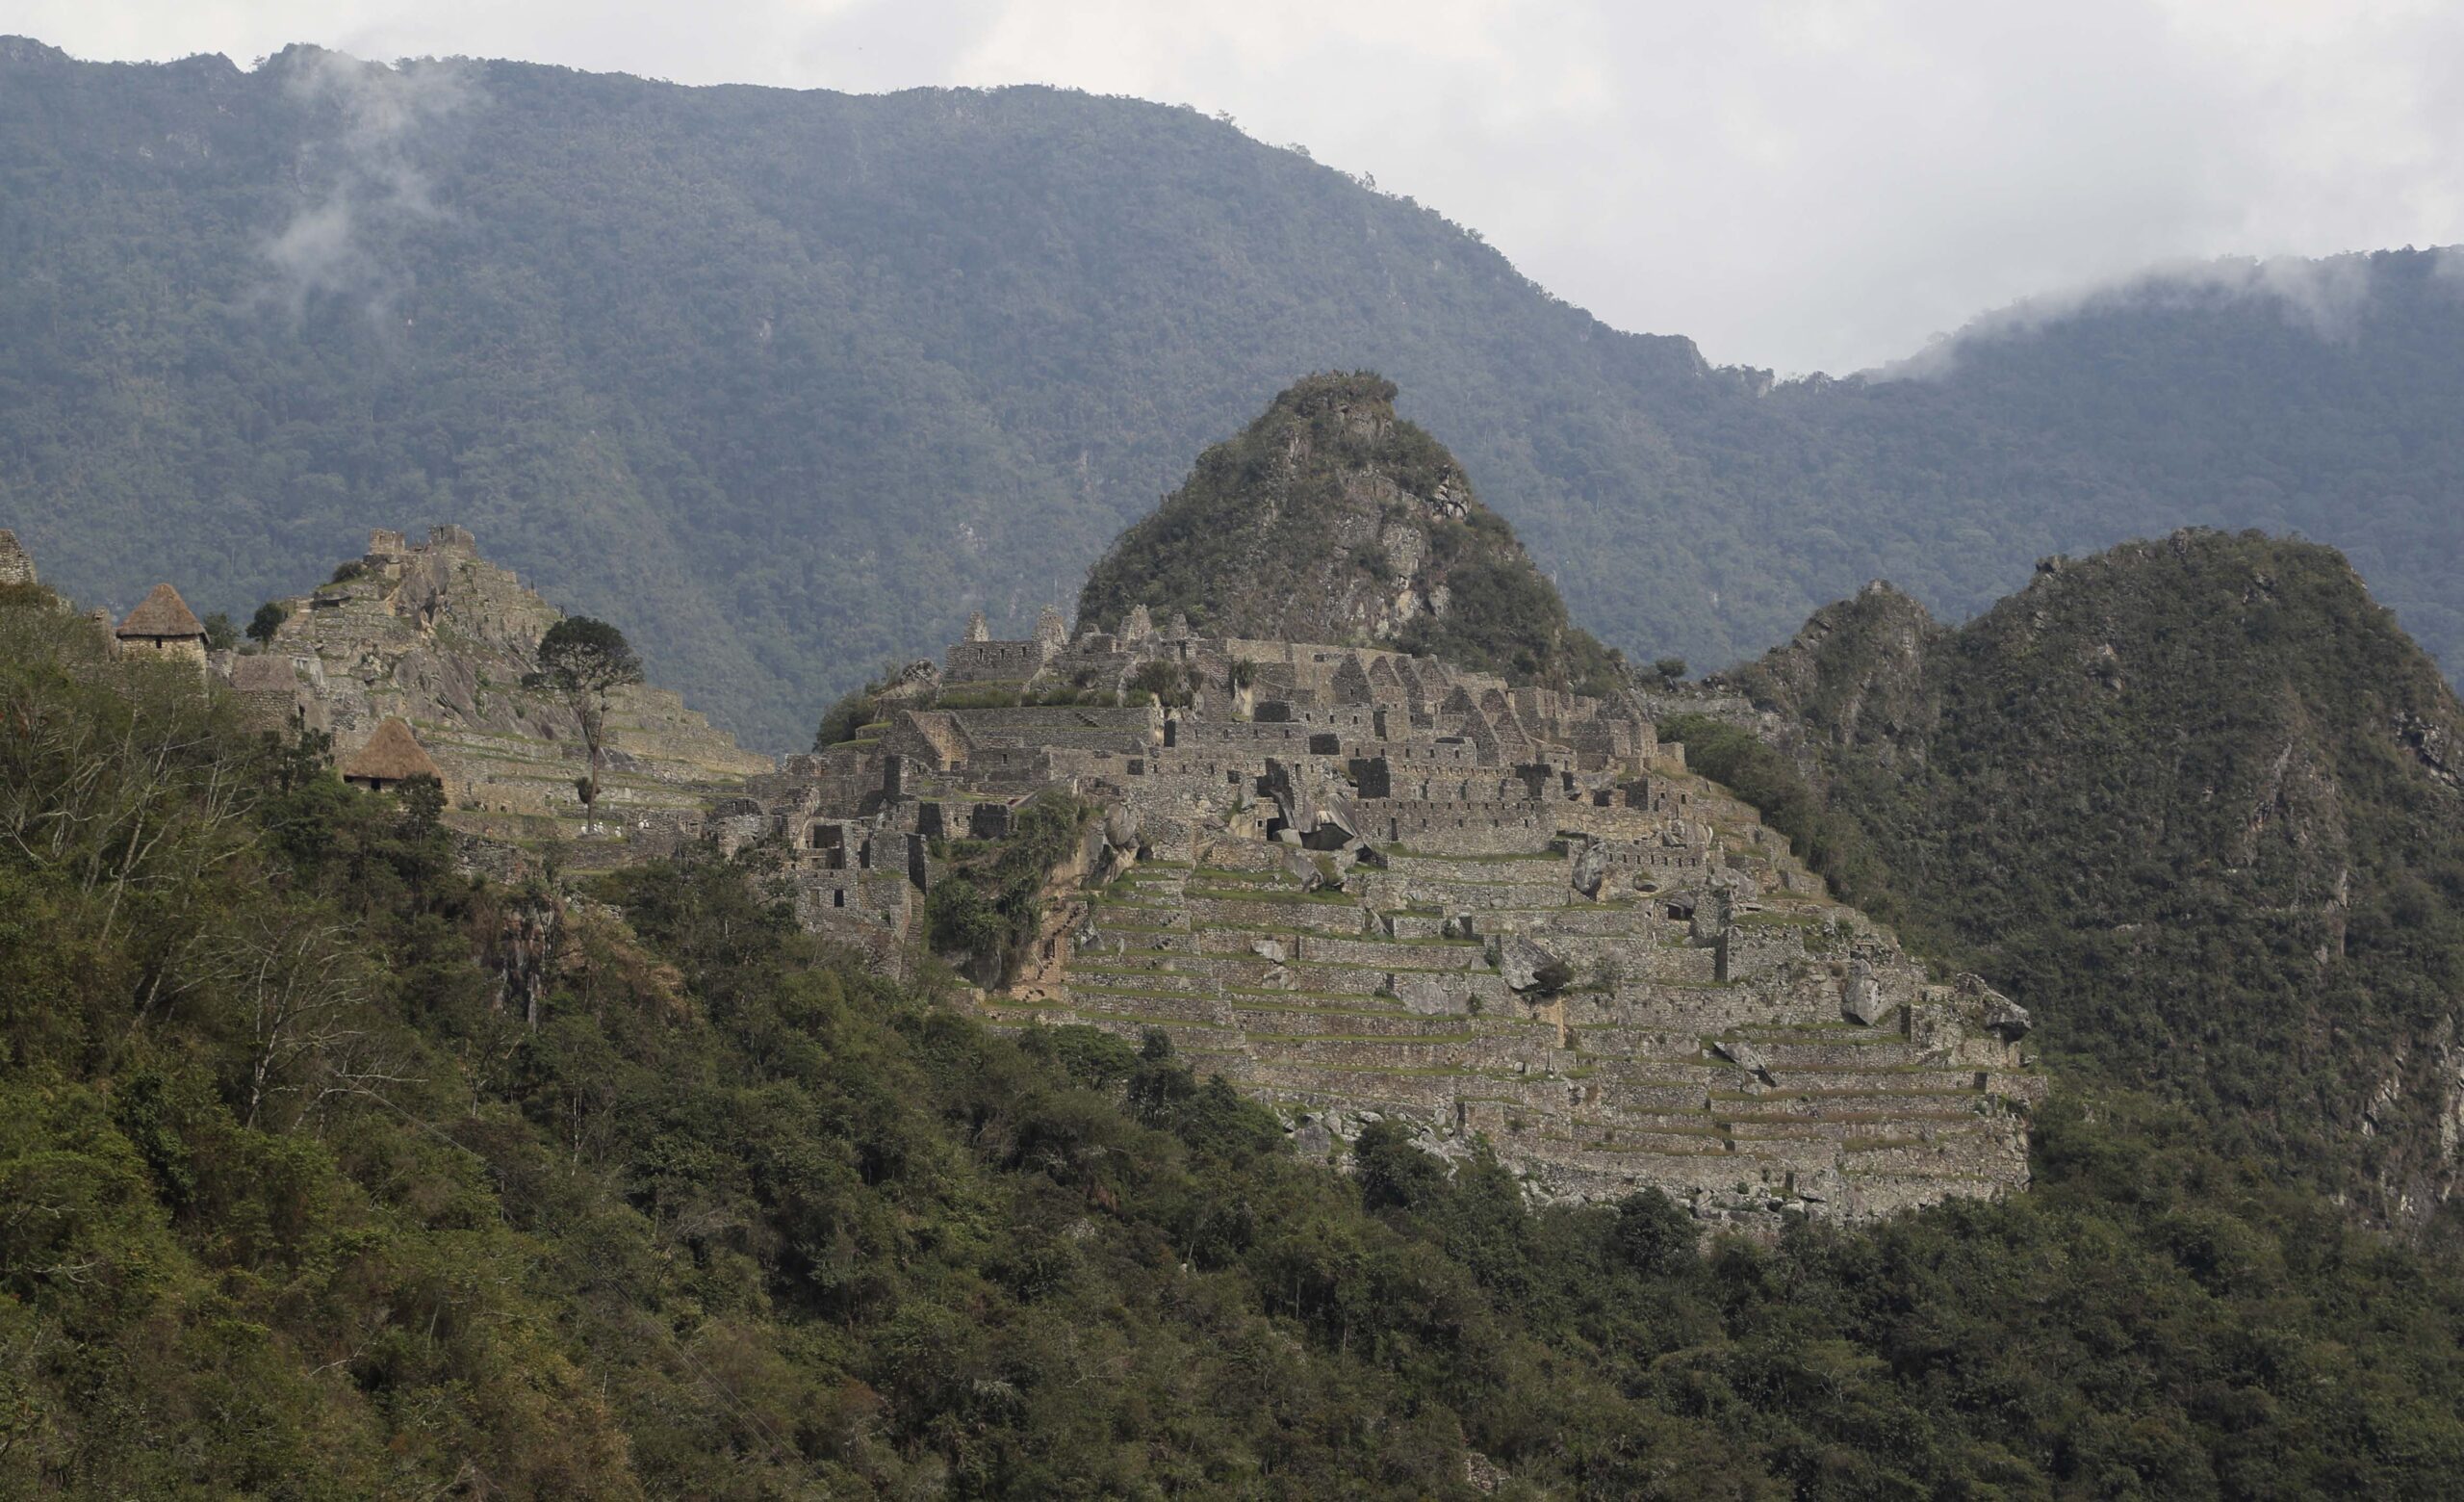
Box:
1703;531;2464;1235
13;557;2464;1496
7;38;2464;748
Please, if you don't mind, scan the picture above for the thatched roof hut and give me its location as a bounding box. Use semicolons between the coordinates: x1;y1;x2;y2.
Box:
341;717;442;790
116;583;206;642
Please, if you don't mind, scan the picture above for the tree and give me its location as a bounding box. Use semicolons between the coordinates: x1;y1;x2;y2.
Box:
534;617;641;833
246;601;289;646
1125;660;1189;707
1653;656;1688;686
202;611;239;653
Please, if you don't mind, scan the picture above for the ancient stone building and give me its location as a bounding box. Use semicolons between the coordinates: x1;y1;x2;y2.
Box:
217;526;769;847
732;617;2040;1229
0;529;36;586
115;583;208;664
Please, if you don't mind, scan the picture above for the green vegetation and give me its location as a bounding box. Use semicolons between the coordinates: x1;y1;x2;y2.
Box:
16;571;2464;1492
813;678;885;749
924;790;1093;984
1658;713;1891;908
1124;659;1193;707
531;614;642;827
1081;374;1626;691
244;599;289;646
10;45;2464;749
1726;531;2464;1231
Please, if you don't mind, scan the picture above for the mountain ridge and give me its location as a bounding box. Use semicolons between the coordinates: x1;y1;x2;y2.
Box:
8;37;2464;756
1722;529;2464;1232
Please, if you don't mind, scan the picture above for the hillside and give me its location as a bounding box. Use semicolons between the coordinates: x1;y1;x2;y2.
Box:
1077;373;1621;689
13;574;2464;1494
11;39;2464;749
1724;531;2464;1232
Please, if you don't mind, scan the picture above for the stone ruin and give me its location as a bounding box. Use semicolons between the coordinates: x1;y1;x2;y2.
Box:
722;611;2041;1229
0;529;35;587
213;526;771;851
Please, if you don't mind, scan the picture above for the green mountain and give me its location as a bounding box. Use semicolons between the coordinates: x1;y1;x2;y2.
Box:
1718;530;2464;1232
1078;372;1622;688
11;37;2464;749
14;571;2464;1495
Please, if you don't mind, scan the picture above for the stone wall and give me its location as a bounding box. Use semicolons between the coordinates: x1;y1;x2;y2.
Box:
0;530;35;586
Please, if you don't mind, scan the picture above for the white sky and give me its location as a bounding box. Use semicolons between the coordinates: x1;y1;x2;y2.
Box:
12;0;2462;373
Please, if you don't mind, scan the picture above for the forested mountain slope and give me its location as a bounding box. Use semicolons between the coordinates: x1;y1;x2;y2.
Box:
6;37;2464;752
1723;531;2464;1233
13;565;2464;1495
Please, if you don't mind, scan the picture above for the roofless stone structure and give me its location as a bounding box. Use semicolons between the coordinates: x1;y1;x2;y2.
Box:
0;530;35;586
723;615;2040;1231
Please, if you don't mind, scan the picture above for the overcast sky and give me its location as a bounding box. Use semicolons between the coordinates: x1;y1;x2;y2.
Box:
14;0;2463;373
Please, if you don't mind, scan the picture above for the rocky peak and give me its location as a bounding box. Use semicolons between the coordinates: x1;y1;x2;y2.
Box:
1077;372;1620;690
1726;579;1942;773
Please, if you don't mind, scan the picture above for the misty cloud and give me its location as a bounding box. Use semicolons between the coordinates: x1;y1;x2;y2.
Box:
1875;247;2428;381
21;1;2464;371
262;48;472;317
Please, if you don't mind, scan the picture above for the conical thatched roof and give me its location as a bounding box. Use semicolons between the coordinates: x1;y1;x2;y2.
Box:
116;583;205;639
340;718;442;784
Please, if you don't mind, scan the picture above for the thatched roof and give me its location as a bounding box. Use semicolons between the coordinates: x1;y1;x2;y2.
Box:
228;654;297;692
341;718;442;784
116;583;205;640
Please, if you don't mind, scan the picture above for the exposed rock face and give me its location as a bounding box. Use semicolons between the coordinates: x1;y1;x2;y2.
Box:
1726;580;1943;777
1076;374;1611;687
221;526;769;846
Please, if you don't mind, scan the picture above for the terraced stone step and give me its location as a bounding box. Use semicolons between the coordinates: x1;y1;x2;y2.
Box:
1377;851;1575;886
1181;894;1376;936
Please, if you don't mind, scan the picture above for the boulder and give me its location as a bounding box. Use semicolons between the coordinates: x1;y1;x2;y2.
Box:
1570;840;1607;899
1983;993;2033;1041
1103;804;1141;850
1500;935;1561;993
1710;1037;1777;1082
1248;937;1286;964
1956;972;2033;1040
1396;972;1467;1015
1841;962;1887;1026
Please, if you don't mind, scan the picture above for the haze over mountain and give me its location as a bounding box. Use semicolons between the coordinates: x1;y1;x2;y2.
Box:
6;36;2464;752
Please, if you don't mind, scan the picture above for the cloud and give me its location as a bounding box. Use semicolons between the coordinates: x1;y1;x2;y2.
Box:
262;47;473;318
18;1;2464;371
1874;248;2404;381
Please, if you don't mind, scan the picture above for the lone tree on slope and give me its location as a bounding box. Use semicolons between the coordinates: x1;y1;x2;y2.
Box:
534;616;641;834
